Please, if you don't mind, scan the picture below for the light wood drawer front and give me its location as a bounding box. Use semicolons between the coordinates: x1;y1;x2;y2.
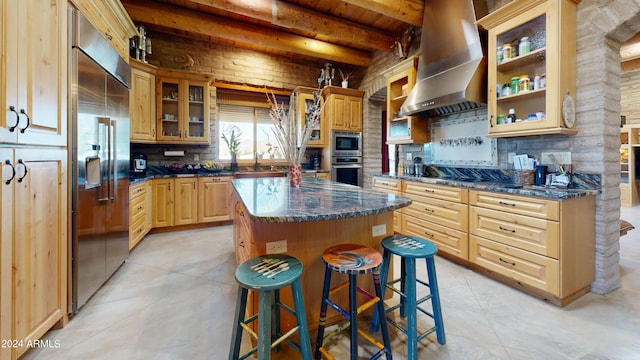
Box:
470;206;559;258
470;235;559;294
130;195;146;223
403;214;468;260
129;216;146;247
403;197;468;232
372;177;401;192
403;181;468;203
469;190;559;221
129;183;146;200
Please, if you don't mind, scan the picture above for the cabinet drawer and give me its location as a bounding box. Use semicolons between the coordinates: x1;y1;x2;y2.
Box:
372;177;401;193
130;195;146;224
403;214;468;260
402;196;468;232
129;183;146;201
469;190;559;221
403;181;468;203
470;206;559;258
470;235;559;295
129;215;146;245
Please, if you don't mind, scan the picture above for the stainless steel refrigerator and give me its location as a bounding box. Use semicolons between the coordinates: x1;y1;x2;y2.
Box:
70;9;131;313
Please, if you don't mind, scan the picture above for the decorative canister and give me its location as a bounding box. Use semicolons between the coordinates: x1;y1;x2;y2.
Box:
513;169;535;186
502;43;513;59
519;37;530;55
289;164;302;186
519;75;530;93
511;77;520;94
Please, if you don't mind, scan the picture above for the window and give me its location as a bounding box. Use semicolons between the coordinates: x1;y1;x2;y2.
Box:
217;89;289;163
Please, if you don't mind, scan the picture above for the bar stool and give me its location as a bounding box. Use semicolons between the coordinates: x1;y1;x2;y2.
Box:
314;244;392;360
372;234;445;360
229;254;312;360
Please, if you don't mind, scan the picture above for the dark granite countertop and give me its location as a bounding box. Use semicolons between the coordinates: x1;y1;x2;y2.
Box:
232;177;411;223
374;173;599;200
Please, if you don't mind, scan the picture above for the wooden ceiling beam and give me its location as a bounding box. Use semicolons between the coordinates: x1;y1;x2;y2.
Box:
122;0;372;66
341;0;424;27
189;0;395;52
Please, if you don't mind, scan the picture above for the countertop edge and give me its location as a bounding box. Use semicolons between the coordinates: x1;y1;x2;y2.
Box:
373;174;600;200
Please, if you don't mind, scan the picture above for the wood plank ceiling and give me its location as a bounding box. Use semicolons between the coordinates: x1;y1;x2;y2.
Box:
121;0;424;67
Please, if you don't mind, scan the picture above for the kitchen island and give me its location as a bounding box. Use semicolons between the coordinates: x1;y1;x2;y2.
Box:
231;177;411;330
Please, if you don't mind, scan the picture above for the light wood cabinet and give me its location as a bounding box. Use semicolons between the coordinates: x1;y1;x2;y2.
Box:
156;70;212;144
295;86;325;147
198;177;232;223
174;177;198;226
469;190;595;306
129;182;151;249
372;176;403;233
1;0;67;146
145;180;153;233
401;182;469;260
321;86;364;132
477;0;578;137
130;59;157;142
152;179;174;228
315;172;331;180
232;195;254;265
69;0;137;61
1;148;68;359
382;56;429;144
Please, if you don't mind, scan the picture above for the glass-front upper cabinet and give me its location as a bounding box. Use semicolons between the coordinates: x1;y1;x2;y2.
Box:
294;86;324;147
478;0;578;138
156;75;210;144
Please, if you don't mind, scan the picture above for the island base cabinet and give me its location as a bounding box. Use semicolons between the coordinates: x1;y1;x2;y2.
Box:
231;201;394;332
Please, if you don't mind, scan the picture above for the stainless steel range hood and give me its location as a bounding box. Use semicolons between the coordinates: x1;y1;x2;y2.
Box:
401;0;487;117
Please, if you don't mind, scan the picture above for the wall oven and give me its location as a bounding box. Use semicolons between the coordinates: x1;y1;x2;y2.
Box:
331;156;362;187
332;131;362;157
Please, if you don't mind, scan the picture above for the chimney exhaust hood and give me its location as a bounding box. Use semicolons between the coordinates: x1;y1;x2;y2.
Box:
401;0;488;117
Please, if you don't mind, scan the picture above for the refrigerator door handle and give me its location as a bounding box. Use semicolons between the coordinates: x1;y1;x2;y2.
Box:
110;119;117;202
97;117;112;204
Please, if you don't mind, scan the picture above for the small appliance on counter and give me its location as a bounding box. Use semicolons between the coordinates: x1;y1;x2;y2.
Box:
310;154;321;170
132;152;147;177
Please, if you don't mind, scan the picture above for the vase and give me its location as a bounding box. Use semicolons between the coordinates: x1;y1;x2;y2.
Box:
289;164;302;186
230;153;238;171
341;80;348;88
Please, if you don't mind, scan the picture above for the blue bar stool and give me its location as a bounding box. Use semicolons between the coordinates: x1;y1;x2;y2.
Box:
372;234;445;360
229;254;312;360
314;244;392;360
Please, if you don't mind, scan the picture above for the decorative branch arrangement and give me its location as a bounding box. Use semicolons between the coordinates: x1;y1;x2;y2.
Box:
267;89;325;166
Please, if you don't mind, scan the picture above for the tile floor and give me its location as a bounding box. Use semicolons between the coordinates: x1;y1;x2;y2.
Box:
24;208;640;360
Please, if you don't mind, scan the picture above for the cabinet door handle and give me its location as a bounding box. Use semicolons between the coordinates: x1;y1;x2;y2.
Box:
193;182;196;190
168;182;171;191
3;160;16;185
424;231;434;238
105;32;113;41
424;188;435;193
152;128;155;137
16;159;27;183
489;114;494;128
499;226;516;233
8;106;19;132
18;109;30;133
499;201;516;207
499;257;516;266
424;207;434;213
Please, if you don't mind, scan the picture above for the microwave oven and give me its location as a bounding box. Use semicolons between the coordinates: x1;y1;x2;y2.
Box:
332;131;362;157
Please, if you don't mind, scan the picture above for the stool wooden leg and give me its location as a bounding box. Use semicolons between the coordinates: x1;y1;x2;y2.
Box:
373;267;393;360
426;258;446;345
291;279;313;360
229;287;248;360
314;266;332;359
406;259;418;360
273;289;280;351
258;290;274;360
349;274;358;360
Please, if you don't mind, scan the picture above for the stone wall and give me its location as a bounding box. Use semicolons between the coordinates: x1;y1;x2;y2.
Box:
621;70;640;124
